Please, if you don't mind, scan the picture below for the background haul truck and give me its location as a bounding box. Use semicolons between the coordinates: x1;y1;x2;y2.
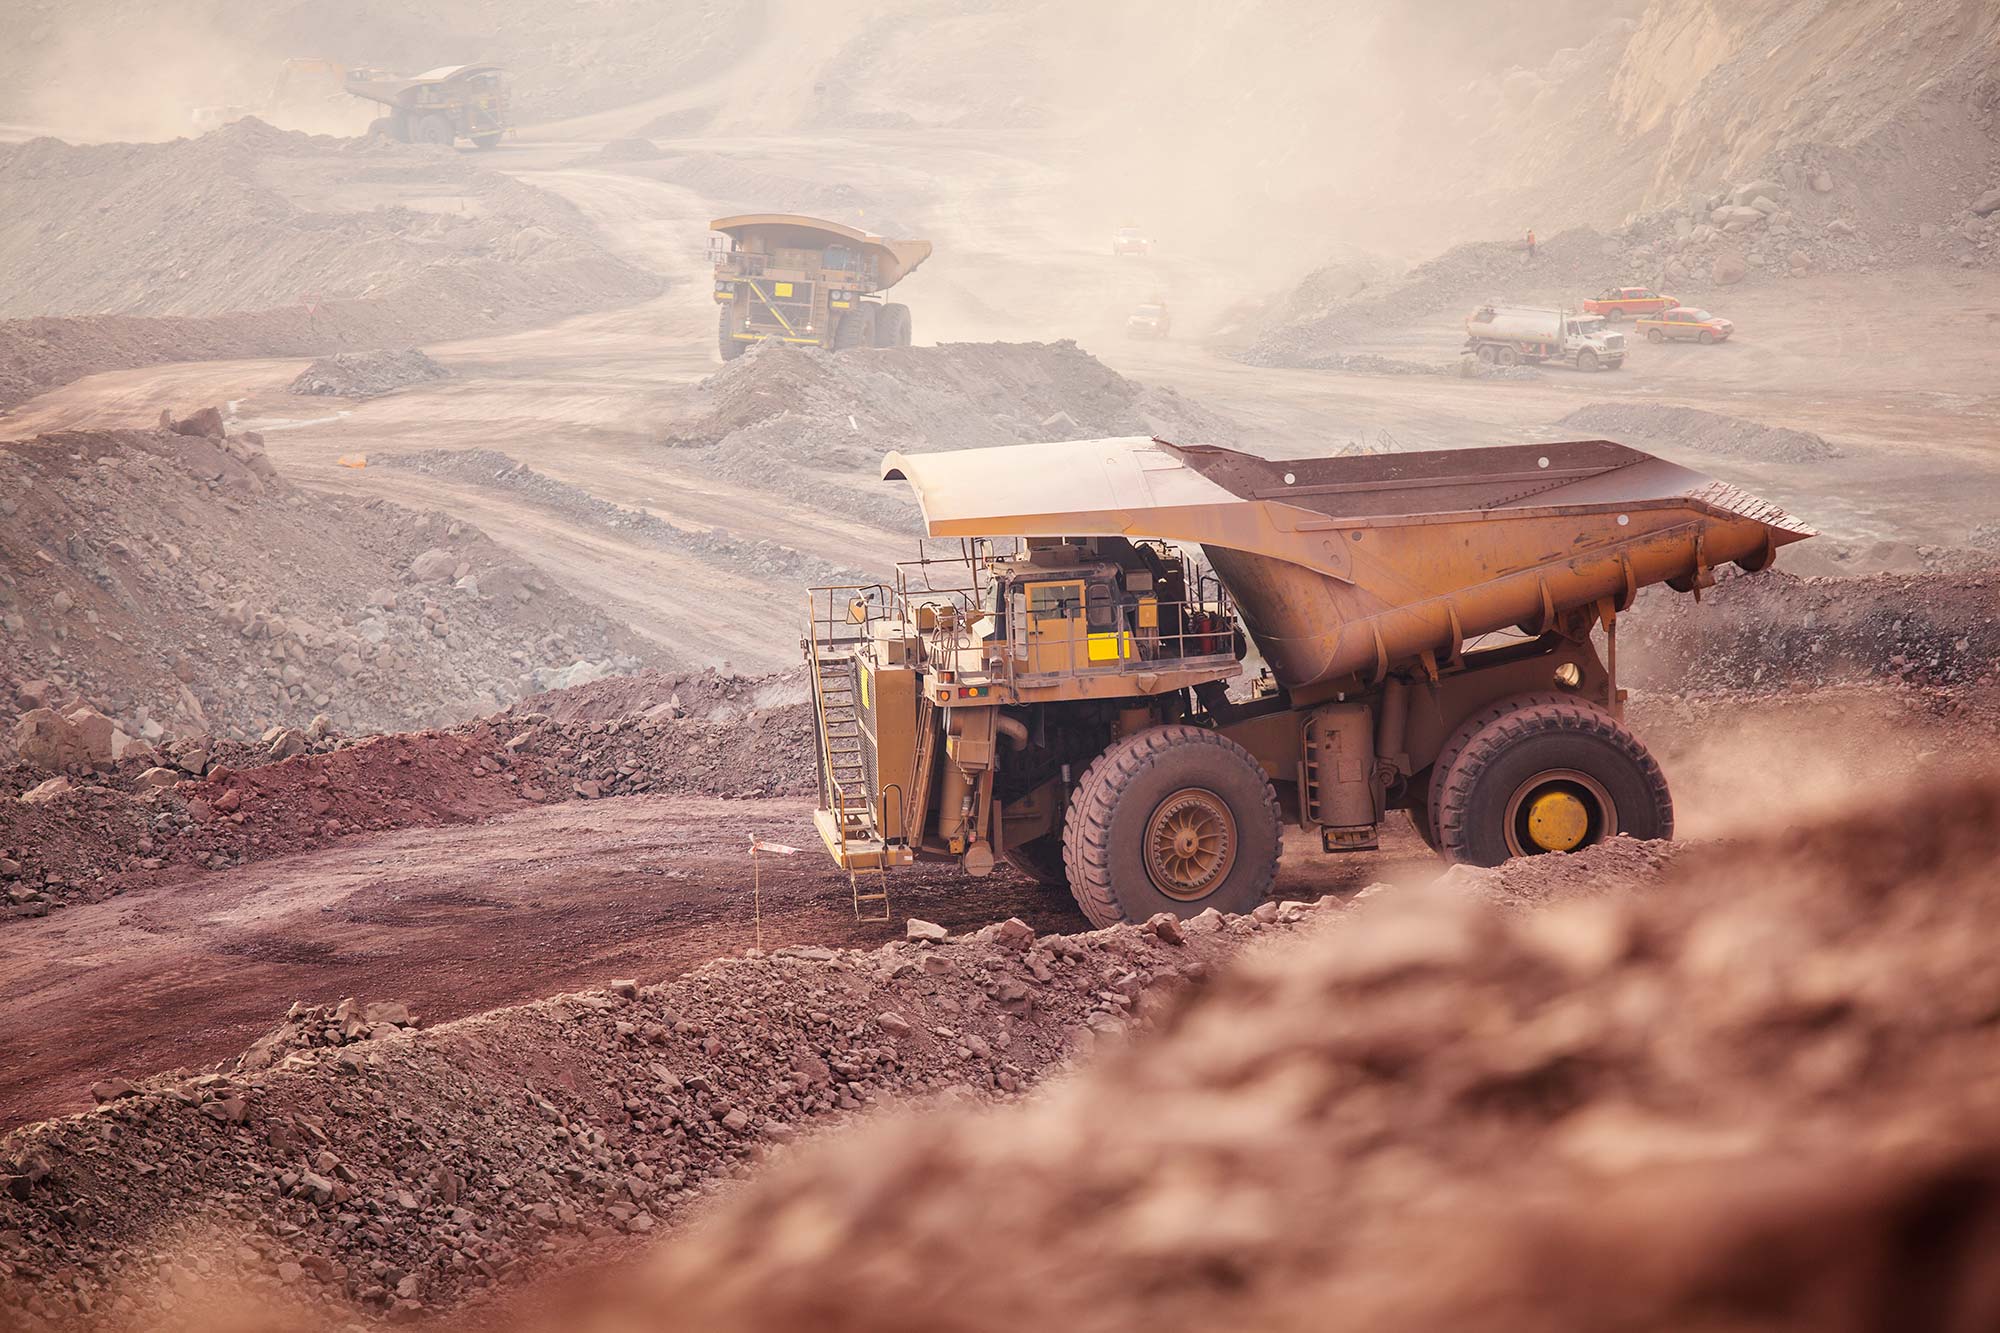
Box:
806;436;1811;926
712;214;933;359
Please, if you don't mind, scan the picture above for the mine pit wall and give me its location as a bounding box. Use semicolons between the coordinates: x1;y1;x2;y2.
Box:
0;909;1308;1329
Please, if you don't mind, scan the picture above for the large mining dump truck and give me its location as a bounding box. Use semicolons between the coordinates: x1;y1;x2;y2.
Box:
344;64;511;147
806;436;1812;926
712;214;932;360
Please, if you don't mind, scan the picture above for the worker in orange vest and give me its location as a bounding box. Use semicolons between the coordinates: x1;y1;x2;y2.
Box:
1526;228;1538;263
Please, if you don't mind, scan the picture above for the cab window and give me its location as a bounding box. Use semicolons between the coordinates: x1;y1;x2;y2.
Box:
1028;582;1082;617
1086;580;1116;629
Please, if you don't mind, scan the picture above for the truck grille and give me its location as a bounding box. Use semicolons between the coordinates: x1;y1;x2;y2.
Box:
1604;334;1626;351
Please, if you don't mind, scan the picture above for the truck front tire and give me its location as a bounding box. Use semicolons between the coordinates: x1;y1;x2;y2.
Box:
874;302;912;348
833;305;876;351
1062;725;1281;927
1431;693;1672;867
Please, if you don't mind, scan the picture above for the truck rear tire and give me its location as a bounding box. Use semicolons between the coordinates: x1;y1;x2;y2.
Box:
833;305;876;351
1062;724;1281;927
414;114;456;146
1496;346;1520;367
471;131;503;150
366;117;395;140
718;306;746;360
874;302;912;348
1432;694;1672;868
1003;834;1068;887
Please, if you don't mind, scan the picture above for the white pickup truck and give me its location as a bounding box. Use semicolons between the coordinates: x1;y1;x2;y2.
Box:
1465;304;1625;371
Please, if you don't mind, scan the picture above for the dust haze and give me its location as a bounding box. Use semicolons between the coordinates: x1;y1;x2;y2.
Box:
2;1;1999;1330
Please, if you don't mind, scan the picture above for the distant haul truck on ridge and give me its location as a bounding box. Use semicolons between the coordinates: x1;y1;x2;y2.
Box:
1466;304;1626;371
711;214;933;359
345;64;512;148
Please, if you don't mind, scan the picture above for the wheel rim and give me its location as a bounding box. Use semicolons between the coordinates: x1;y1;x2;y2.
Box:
1503;769;1616;856
1143;788;1237;900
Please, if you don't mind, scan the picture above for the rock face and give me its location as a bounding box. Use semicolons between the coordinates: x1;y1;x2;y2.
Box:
10;709;82;770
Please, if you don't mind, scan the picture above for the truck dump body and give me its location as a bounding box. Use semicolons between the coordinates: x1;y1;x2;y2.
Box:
883;436;1812;695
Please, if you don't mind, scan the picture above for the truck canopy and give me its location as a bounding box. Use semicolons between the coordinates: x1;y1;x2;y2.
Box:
883;436;1813;690
343;64;504;108
712;214;933;289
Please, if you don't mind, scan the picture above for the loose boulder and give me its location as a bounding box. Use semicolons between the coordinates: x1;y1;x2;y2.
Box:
1712;254;1750;285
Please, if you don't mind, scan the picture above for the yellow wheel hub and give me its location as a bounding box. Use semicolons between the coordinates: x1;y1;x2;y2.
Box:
1524;790;1590;852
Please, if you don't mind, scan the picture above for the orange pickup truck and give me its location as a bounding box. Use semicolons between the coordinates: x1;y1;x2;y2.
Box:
1637;306;1735;344
1581;287;1677;320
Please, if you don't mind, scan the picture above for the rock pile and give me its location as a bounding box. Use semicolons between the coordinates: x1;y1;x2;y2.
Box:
288;349;451;399
236;998;421;1073
0;906;1324;1328
1624;568;2000;696
0;418;664;750
660;341;1239;522
1554;402;1842;463
577;777;2000;1333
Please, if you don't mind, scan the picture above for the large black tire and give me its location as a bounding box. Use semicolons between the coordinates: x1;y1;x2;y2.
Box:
1432;693;1672;868
1577;349;1600;372
413;114;456;146
471;131;504;150
874;302;912;348
1496;345;1520;367
718;305;746;360
366;117;396;140
833;305;876;351
1002;833;1068;887
1062;725;1281;927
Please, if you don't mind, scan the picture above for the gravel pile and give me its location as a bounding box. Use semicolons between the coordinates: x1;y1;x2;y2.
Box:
0;415;664;751
288;349;450;400
1554;402;1842;463
661;341;1240;523
379;450;871;586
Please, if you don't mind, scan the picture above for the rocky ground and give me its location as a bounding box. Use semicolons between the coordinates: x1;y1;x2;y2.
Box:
0;905;1304;1329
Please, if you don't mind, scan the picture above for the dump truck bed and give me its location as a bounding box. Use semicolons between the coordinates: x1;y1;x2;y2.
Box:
883;436;1812;692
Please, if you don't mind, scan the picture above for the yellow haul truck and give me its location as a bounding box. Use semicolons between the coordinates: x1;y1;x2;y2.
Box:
806;436;1813;926
712;214;933;360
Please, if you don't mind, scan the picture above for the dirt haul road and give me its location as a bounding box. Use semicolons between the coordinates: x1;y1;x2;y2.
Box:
0;796;1433;1133
4;129;1995;673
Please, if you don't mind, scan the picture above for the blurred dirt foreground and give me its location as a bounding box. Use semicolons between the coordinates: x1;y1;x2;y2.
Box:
53;771;2000;1333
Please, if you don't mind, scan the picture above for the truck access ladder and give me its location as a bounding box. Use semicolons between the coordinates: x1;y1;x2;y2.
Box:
806;592;896;921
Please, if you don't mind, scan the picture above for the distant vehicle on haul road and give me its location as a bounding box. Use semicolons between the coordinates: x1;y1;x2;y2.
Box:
345;64;512;147
711;214;933;359
1465;304;1625;371
1112;226;1152;256
1638;307;1735;344
1126;302;1172;339
1583;286;1678;320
